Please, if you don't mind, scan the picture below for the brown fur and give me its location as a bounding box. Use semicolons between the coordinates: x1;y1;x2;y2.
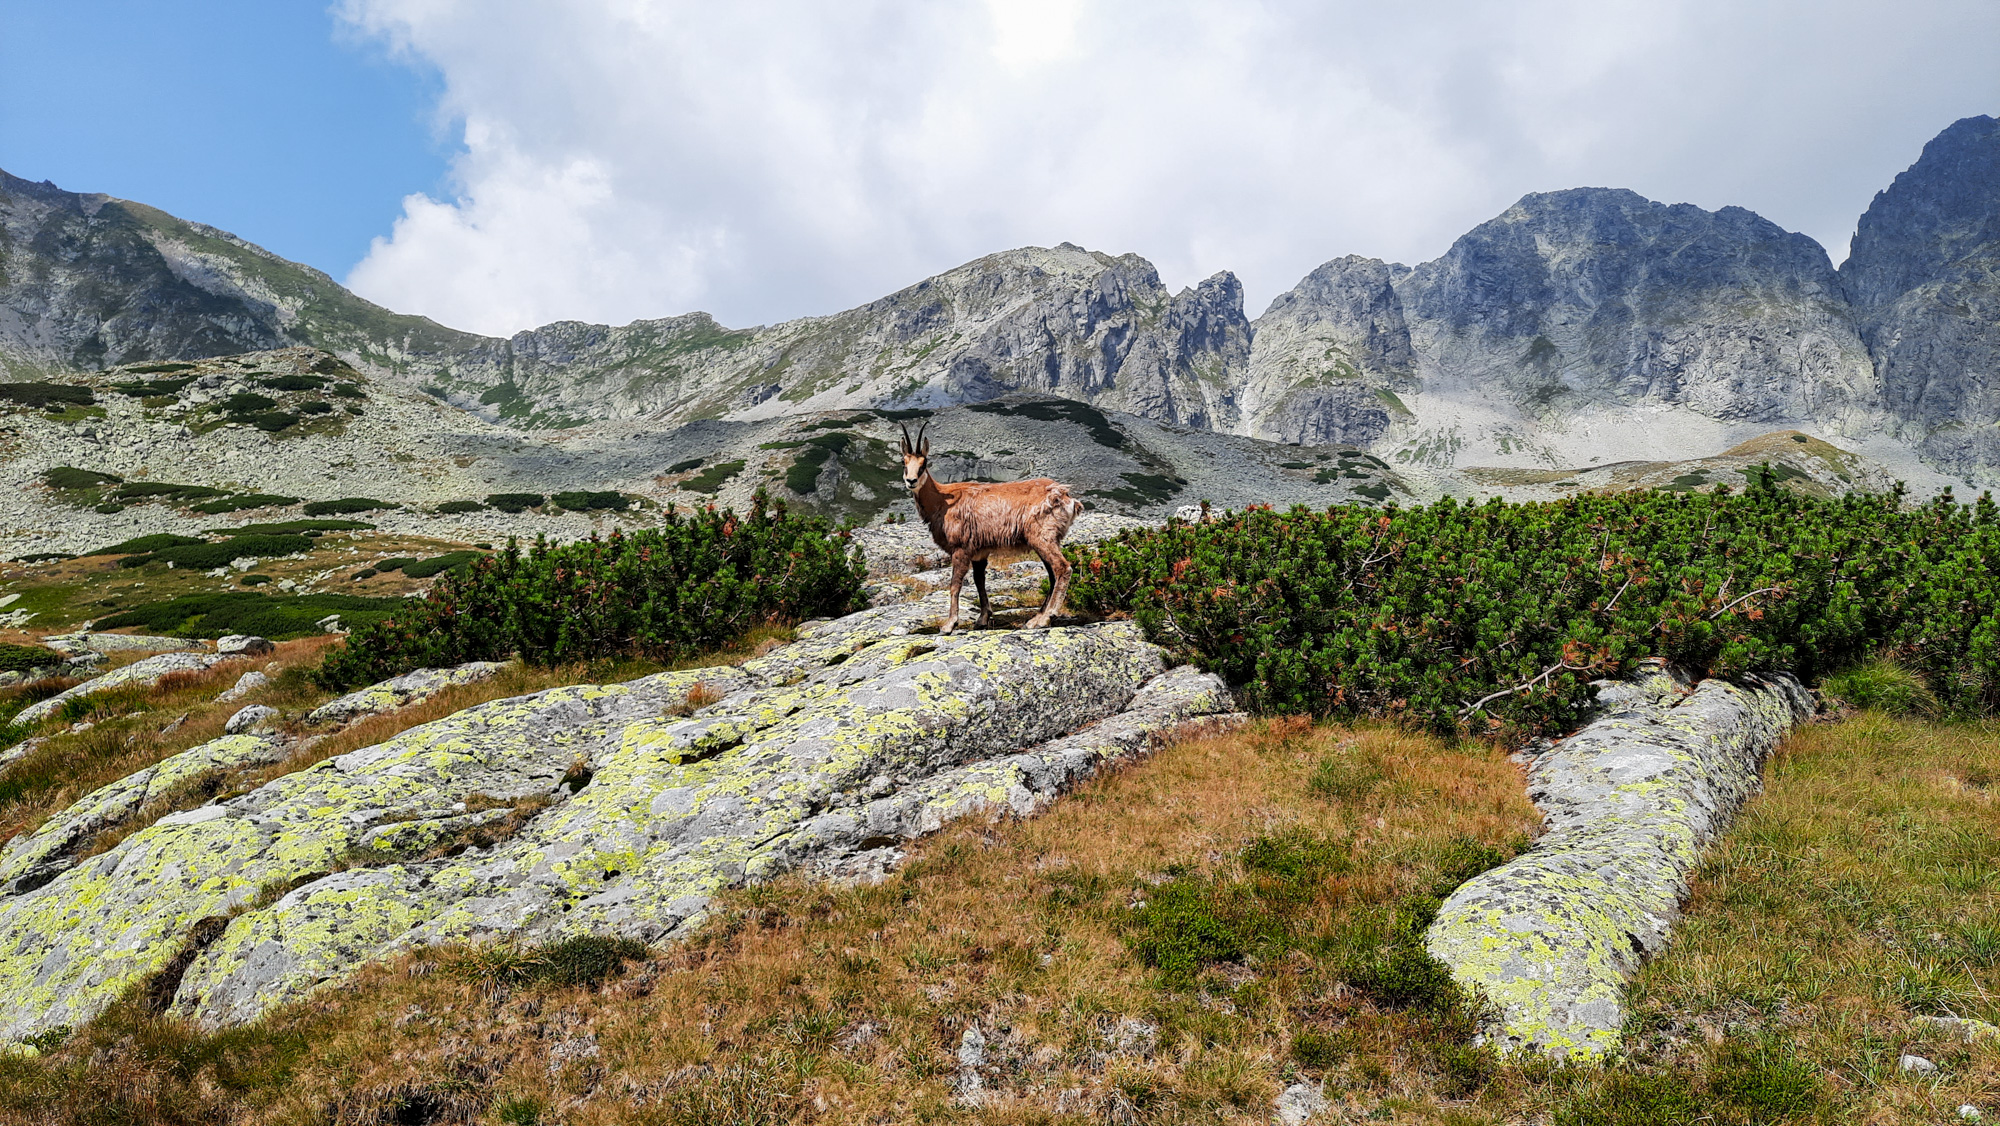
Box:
901;423;1083;633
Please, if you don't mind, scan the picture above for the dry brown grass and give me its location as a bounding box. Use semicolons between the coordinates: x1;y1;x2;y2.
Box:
0;718;1555;1125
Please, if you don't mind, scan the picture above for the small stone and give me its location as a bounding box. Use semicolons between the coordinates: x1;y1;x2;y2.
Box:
1900;1053;1937;1074
225;705;279;734
215;635;275;658
1274;1081;1329;1124
316;614;346;634
216;671;270;703
275;579;297;593
1960;1106;1982;1121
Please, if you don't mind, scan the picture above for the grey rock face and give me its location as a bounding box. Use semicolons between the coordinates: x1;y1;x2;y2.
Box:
1840;116;2000;480
1425;664;1813;1058
1240;256;1414;445
1395;188;1880;436
476;246;1251;432
215;671;269;703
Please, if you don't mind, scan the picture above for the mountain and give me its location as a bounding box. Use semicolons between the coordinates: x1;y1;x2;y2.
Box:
456;245;1249;431
2;116;1995;488
1839;114;2000;480
0;170;488;381
1238;188;1887;471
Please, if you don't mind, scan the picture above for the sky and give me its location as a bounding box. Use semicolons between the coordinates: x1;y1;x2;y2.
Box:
3;1;1997;340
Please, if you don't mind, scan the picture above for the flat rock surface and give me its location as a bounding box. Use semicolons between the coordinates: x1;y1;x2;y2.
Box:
1424;665;1813;1058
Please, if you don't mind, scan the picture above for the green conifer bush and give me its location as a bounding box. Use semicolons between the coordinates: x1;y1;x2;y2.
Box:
1070;480;2000;736
313;491;866;689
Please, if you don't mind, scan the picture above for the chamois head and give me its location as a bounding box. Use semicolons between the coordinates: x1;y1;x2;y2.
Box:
898;422;931;490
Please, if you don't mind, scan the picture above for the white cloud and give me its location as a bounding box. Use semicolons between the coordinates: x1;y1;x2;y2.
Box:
339;0;2000;338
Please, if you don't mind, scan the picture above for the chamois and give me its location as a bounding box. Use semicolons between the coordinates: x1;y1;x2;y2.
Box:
899;421;1083;634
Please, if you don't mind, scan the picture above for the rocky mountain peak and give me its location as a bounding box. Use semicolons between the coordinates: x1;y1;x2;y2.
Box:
1841;115;2000;313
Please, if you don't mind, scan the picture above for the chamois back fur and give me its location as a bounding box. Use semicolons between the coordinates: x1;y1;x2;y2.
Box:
932;478;1083;554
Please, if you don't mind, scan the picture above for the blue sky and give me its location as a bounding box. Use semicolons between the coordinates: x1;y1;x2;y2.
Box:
2;1;1996;339
0;0;453;277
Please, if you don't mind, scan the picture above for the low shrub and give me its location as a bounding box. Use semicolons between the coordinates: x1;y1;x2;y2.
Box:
485;493;544;513
0;643;61;675
303;498;397;516
240;575;273;586
434;500;485;514
42;466;121;490
259;374;327;392
0;382;94;409
82;534;205;557
247;411;298;432
296;401;334;416
401;551;482;579
118;534;313;570
330;382;366;399
111;481;227;504
551;490;628;512
95;592;406;639
221;392;278;414
313;491;866;689
108;376;195;397
216;520;372;536
1070;483;2000;736
189;494;300;515
683;460;744;495
667;457;704;473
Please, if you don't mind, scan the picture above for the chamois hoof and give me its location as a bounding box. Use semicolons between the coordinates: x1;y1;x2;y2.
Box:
1023;614;1052;630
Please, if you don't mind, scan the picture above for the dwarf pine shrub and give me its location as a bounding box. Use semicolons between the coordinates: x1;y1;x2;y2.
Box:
313;490;866;689
1070;480;2000;736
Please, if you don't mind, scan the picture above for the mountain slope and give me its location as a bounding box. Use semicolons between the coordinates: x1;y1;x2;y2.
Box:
1839;115;2000;479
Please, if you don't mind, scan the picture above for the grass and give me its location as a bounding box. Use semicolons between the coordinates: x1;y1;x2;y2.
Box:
1620;709;2000;1123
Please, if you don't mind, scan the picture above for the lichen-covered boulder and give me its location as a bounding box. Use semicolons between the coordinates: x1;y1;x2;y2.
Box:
13;651;220;727
303;661;511;727
216;670;270;703
214;635;275;658
0;734;285;896
42;632;202;657
1423;667;1813;1058
173;624;1178;1029
0;586;1230;1039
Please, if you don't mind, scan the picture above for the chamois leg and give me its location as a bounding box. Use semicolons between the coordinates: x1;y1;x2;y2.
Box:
941;551;970;634
1023;535;1070;629
972;558;992;628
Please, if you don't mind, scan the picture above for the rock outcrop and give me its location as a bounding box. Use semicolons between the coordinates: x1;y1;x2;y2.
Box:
0;733;285;896
14;650;227;726
303;661;510;727
1424;664;1814;1058
0;593;1232;1039
1840;115;2000;481
1239;256;1415;447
